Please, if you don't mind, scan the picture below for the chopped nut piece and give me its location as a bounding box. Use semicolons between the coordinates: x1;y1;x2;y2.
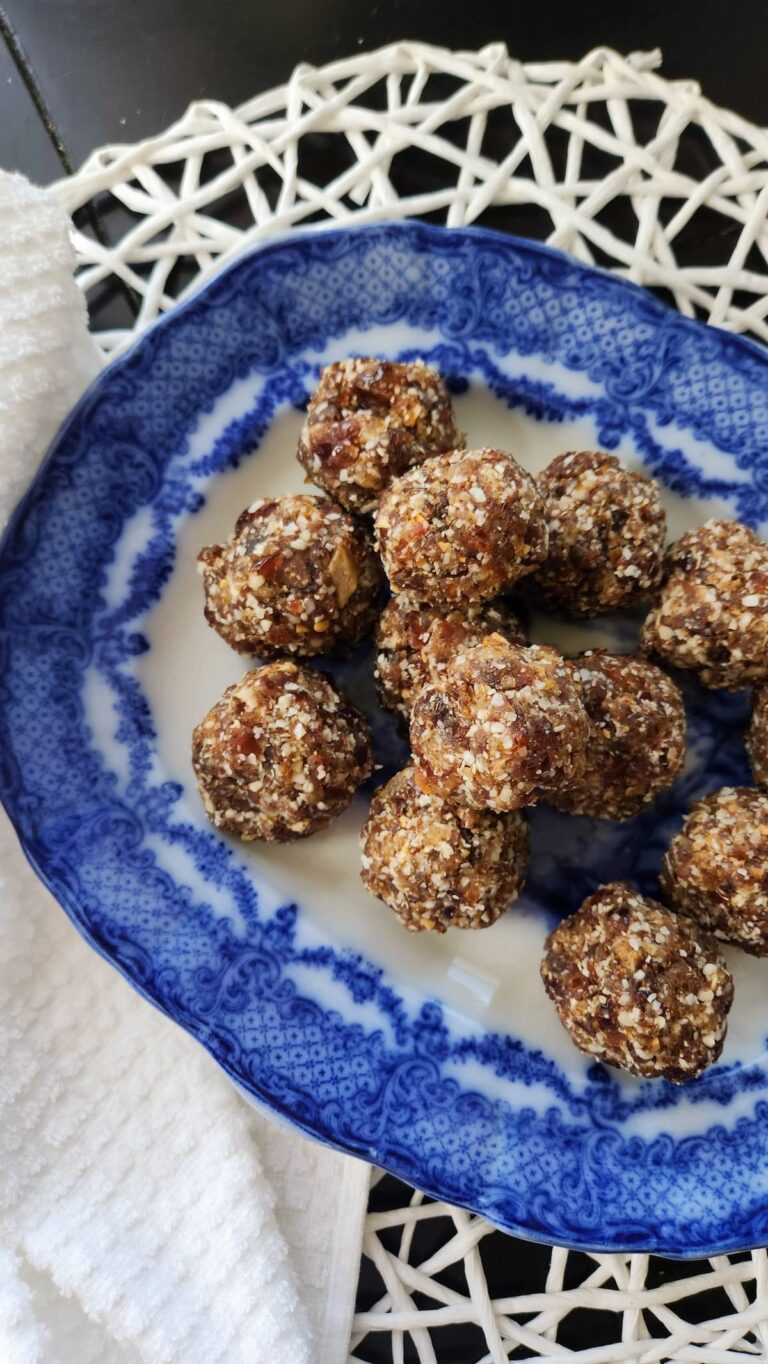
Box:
328;542;358;607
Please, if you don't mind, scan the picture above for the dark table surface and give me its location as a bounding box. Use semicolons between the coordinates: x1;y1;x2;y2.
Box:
1;1;767;185
1;4;765;1361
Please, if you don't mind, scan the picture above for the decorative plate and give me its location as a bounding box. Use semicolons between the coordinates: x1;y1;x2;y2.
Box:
2;221;768;1258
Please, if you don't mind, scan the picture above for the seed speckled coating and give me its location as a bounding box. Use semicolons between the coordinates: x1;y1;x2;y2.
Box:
554;651;686;820
198;493;385;658
410;636;588;811
748;687;768;788
375;596;528;718
360;765;529;932
297;357;460;514
541;882;733;1082
641;519;768;689
192;662;373;842
375;447;548;604
661;785;768;955
524;451;666;615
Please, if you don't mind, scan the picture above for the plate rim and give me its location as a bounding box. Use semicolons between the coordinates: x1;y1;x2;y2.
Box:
2;218;768;1258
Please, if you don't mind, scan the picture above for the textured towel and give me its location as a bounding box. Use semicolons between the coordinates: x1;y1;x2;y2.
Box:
0;170;368;1364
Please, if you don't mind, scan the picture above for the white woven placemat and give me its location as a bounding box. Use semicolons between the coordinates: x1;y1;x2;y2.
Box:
53;41;768;1363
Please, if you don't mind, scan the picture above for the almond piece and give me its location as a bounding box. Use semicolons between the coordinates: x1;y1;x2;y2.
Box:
328;543;358;607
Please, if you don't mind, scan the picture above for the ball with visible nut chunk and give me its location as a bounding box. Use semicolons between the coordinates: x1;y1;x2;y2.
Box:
192;663;373;842
524;451;666;615
641;519;768;689
410;636;588;811
375;448;548;605
541;882;733;1083
360;766;529;932
554;652;686;820
661;786;768;954
375;596;528;718
198;494;384;658
748;688;768;788
297;357;460;514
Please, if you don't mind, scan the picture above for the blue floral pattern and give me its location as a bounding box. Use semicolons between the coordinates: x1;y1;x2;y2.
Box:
2;222;768;1256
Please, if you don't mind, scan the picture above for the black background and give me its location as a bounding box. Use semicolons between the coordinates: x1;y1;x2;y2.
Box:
1;1;767;182
1;4;765;1360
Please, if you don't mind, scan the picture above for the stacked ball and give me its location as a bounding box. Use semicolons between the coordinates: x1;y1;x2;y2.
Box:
541;510;768;1081
364;442;688;954
193;358;458;842
364;445;557;931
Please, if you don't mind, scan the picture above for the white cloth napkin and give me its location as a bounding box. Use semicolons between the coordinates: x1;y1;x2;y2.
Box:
0;170;369;1364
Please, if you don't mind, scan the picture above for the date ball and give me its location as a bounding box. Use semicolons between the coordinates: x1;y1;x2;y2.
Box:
297;357;460;514
360;766;529;932
661;786;768;954
192;663;373;842
641;519;768;689
375;596;528;718
554;652;686;819
198;494;384;658
410;636;588;811
541;883;733;1082
524;451;666;615
748;688;768;788
375;448;548;604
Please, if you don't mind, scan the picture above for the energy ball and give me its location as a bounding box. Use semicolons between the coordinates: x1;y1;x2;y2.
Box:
360;766;529;932
641;519;768;689
297;357;460;514
375;448;548;604
541;882;733;1083
524;451;666;615
375;596;528;718
410;636;588;811
661;786;768;954
554;652;686;820
748;688;768;788
192;662;373;842
198;494;384;658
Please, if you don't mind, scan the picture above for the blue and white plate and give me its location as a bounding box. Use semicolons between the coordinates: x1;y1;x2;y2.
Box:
3;222;768;1257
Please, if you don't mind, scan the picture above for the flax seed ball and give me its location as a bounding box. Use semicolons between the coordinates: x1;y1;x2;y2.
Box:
360;766;529;932
375;597;528;718
198;494;385;658
410;636;588;811
297;357;460;514
554;652;686;820
748;688;768;788
661;786;768;954
641;519;768;689
541;883;733;1083
192;663;373;842
375;448;548;605
524;451;666;615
